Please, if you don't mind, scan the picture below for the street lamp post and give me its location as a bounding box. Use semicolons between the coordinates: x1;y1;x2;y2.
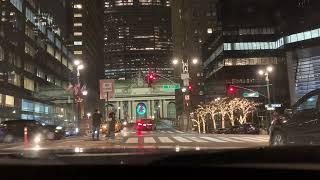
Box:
172;57;199;131
72;60;87;135
258;66;273;130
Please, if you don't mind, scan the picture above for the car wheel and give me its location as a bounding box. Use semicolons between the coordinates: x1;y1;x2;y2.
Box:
3;134;14;143
271;131;287;146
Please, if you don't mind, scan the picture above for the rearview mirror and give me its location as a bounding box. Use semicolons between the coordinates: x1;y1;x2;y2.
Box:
284;108;293;116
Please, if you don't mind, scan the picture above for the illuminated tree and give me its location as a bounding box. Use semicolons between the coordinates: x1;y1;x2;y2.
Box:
206;101;219;130
237;98;259;124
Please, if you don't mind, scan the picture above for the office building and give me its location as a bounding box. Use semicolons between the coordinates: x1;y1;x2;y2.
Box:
104;0;173;80
0;0;76;126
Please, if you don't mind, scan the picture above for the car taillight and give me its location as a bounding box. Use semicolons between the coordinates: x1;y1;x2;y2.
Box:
138;123;143;126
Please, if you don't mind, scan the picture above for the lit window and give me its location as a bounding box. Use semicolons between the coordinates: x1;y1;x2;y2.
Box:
74;41;83;46
74;51;83;55
24;77;34;91
74;13;82;18
5;95;14;107
74;23;82;27
207;28;213;34
74;32;83;36
74;4;82;9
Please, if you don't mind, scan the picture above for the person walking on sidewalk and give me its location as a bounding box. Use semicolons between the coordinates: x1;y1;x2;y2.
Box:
92;109;102;140
108;111;116;140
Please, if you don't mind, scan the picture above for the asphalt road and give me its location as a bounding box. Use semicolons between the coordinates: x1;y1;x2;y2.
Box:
0;127;269;151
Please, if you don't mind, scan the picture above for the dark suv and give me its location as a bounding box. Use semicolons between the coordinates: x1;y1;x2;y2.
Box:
270;89;320;146
0;120;45;143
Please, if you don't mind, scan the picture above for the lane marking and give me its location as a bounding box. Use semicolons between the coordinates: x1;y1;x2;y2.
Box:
158;137;174;143
167;131;174;134
125;137;138;144
144;137;156;143
173;136;193;143
200;137;227;142
188;137;209;143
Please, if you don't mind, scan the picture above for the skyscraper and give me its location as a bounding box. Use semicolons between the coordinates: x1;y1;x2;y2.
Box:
171;0;217;127
104;0;173;80
69;0;105;113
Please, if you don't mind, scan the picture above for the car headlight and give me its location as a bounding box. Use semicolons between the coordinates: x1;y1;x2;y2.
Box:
56;126;63;130
34;135;41;144
122;122;127;126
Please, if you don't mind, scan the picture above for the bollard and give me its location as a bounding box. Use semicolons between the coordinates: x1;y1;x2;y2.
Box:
24;127;28;147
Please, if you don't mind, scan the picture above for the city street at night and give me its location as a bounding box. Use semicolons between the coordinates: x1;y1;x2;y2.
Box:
0;126;269;151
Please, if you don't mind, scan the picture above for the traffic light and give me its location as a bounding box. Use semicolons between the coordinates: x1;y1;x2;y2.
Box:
145;71;157;87
188;85;192;91
226;84;236;94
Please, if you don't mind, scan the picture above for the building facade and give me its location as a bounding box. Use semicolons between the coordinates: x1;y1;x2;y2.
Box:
108;77;176;122
0;0;76;127
70;0;105;114
202;0;320;106
202;0;288;105
104;0;173;80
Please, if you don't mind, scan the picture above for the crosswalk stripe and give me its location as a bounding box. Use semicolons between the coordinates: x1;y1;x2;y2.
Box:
230;137;265;142
216;137;243;142
175;130;184;134
188;137;209;143
173;136;193;143
125;137;138;144
158;137;174;143
252;137;270;141
144;137;156;143
242;137;268;142
200;137;227;142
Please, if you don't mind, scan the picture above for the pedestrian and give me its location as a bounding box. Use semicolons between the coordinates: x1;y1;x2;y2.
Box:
108;111;116;139
92;109;102;140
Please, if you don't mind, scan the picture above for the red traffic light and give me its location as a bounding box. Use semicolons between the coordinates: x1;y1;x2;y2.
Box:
146;71;157;87
188;85;192;91
226;85;236;94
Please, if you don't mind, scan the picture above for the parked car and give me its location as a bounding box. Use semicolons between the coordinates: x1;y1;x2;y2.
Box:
42;125;65;140
135;119;156;131
270;89;320;146
0;120;45;143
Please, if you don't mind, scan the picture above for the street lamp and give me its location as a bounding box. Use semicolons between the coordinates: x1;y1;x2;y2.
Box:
172;59;179;65
74;59;81;66
77;64;84;70
192;58;199;65
82;90;88;96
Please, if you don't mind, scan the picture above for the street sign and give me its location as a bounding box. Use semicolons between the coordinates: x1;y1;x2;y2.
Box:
243;92;259;98
185;95;190;101
265;104;282;108
99;79;115;100
183;79;189;86
163;84;180;90
182;62;188;73
181;73;189;80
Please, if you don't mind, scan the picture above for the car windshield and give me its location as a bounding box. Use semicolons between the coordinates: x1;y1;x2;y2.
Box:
0;0;320;165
